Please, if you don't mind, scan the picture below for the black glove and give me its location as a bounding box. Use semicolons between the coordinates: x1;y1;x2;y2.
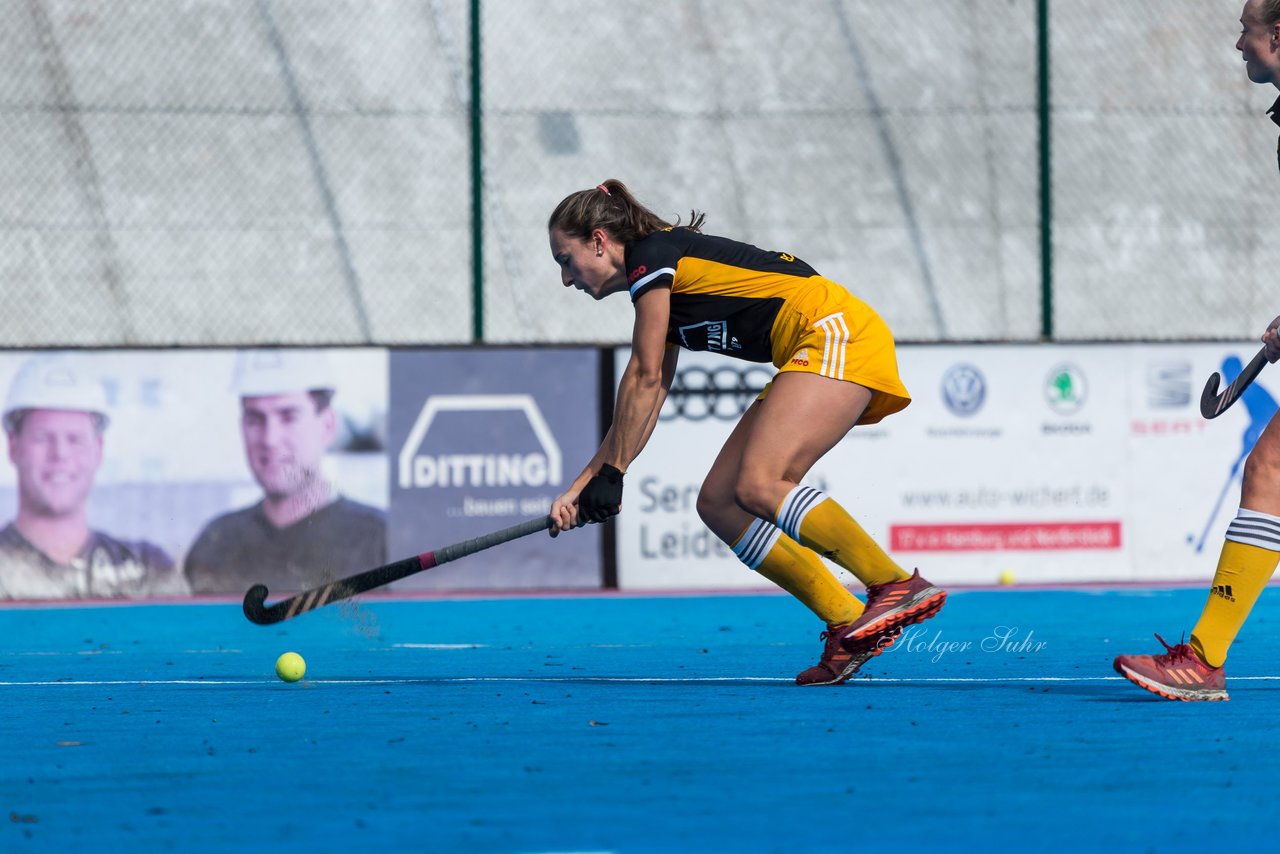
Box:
578;464;624;523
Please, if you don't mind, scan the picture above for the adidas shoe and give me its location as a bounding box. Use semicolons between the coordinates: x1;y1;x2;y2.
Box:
1113;634;1228;702
838;569;947;649
796;624;902;686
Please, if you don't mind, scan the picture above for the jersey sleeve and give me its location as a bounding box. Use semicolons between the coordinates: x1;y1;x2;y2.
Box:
626;232;681;302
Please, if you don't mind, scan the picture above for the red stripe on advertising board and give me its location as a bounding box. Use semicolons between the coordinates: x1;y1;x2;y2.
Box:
889;522;1122;552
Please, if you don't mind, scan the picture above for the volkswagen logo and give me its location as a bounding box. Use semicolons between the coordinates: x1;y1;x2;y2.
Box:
941;363;986;417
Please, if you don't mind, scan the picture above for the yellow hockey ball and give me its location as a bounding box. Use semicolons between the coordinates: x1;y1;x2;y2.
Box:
275;651;306;683
998;569;1016;587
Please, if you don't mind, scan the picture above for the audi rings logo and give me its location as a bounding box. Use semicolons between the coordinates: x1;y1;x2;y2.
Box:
661;365;772;421
941;363;986;417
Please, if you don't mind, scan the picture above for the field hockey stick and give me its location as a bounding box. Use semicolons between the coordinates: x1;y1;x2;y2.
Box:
243;514;576;625
1200;347;1269;419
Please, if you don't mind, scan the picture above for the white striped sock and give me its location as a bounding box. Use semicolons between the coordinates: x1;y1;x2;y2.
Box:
731;519;782;570
775;485;827;541
1225;508;1280;551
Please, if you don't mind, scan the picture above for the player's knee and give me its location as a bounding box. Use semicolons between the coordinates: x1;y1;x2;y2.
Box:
695;484;731;528
732;478;774;521
694;488;716;525
1244;445;1280;491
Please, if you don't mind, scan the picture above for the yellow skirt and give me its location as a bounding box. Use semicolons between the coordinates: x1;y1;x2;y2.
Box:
760;277;911;425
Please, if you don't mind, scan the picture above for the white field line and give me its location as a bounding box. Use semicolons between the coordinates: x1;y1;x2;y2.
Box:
3;675;1280;687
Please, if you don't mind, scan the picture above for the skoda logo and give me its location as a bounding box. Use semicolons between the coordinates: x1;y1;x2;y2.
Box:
941;363;986;417
1045;363;1087;415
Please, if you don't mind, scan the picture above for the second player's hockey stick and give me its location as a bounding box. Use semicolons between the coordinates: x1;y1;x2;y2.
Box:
1201;347;1269;419
243;514;568;625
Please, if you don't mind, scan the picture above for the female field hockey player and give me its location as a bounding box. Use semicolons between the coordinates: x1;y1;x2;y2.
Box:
1112;0;1280;702
547;179;946;686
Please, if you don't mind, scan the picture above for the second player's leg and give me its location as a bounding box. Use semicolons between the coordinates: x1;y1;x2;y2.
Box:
1190;410;1280;670
1241;411;1280;514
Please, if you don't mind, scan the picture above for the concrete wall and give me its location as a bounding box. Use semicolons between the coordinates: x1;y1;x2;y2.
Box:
0;1;1270;346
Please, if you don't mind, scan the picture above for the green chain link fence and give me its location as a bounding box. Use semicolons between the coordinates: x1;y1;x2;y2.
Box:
0;1;1272;348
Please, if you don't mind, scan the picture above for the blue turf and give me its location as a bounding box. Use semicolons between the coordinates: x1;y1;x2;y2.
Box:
2;588;1277;851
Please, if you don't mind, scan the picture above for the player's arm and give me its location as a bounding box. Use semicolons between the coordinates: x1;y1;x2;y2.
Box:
603;286;673;468
628;343;679;459
550;287;672;529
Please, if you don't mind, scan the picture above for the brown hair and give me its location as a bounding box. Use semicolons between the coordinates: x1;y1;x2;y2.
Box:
1262;0;1280;24
547;179;706;247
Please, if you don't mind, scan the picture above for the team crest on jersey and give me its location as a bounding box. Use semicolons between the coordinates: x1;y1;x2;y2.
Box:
790;349;810;367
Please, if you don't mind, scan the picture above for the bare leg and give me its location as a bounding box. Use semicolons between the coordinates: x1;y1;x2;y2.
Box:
697;397;863;627
731;372;870;520
1241;413;1280;514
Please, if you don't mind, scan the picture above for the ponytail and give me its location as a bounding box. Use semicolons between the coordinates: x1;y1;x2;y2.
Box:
548;179;706;247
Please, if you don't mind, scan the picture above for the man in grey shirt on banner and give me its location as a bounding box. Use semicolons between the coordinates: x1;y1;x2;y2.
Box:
184;350;386;595
0;354;185;599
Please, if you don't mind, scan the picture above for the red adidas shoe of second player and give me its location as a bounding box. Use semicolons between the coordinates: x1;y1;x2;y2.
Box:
1113;634;1228;702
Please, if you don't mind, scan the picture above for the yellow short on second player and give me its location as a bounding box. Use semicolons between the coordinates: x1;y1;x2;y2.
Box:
275;651;306;682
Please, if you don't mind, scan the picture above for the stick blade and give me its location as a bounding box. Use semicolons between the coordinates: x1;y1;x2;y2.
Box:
1200;347;1270;420
1200;372;1225;419
242;584;279;625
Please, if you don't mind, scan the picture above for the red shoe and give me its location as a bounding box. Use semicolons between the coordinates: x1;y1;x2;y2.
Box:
796;624;902;686
838;569;946;648
1113;634;1228;702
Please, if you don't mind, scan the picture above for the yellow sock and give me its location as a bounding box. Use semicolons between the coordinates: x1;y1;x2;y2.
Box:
1190;510;1280;668
774;485;908;587
732;518;864;626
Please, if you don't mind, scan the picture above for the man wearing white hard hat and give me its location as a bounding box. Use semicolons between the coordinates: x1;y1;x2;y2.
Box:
0;354;186;599
184;349;386;594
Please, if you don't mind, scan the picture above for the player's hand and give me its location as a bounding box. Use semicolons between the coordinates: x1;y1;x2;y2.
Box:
578;464;624;523
549;492;579;537
1263;316;1280;363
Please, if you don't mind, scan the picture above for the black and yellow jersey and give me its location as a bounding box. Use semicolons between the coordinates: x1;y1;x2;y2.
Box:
626;228;820;363
626;228;911;424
